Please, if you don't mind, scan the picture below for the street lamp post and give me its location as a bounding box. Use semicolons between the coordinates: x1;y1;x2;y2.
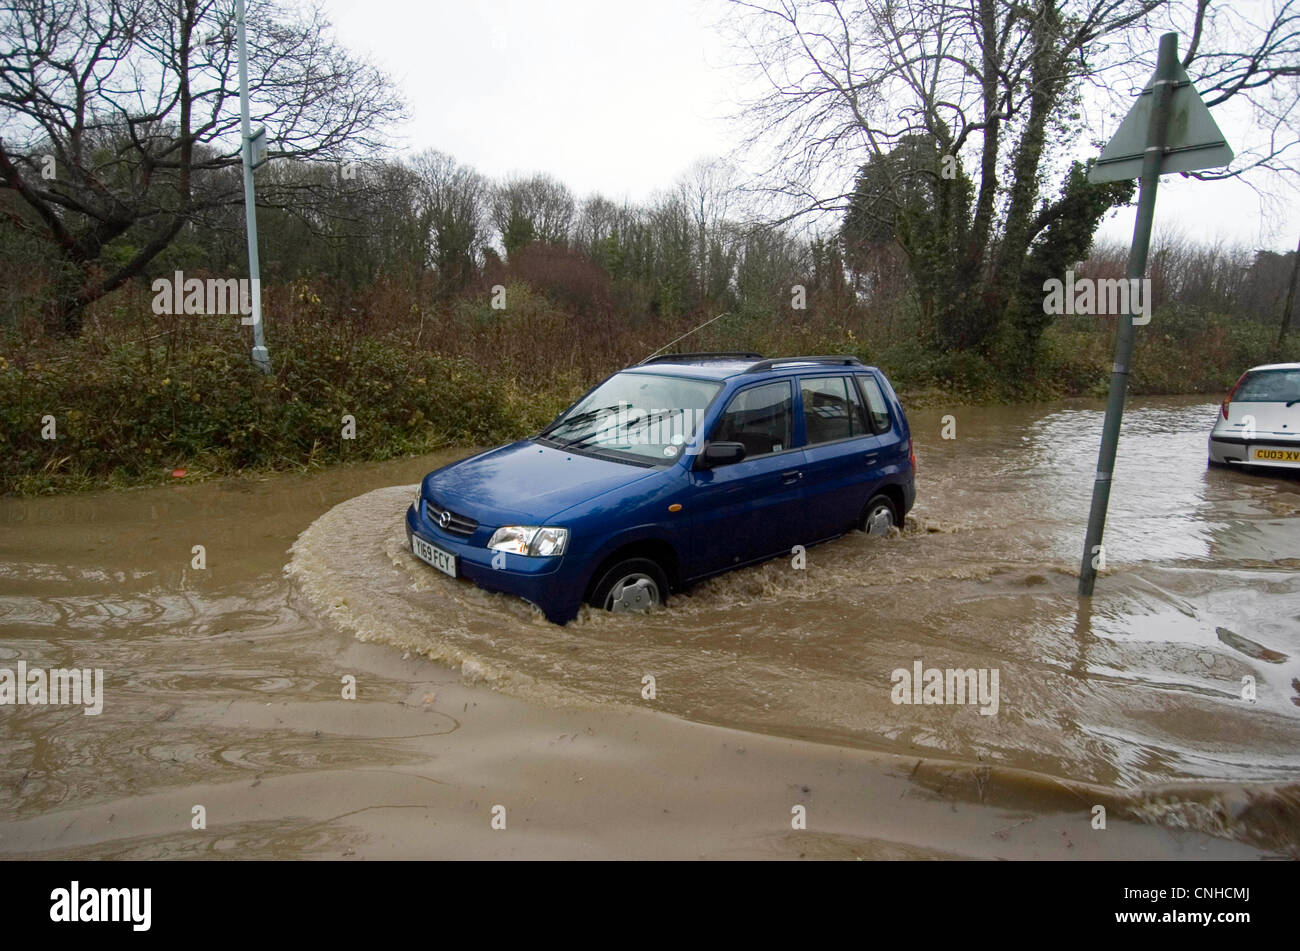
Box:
236;0;271;373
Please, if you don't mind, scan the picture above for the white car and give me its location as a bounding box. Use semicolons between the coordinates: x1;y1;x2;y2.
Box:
1208;362;1300;470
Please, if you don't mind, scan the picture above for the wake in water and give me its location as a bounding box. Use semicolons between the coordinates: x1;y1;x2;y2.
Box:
288;484;1300;833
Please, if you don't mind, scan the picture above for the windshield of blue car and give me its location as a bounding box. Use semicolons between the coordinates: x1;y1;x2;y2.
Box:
541;372;722;463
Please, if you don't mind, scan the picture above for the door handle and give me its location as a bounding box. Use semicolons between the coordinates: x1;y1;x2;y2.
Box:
781;470;803;484
863;454;879;464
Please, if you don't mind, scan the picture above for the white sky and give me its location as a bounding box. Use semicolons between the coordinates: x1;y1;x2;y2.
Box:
318;0;1298;253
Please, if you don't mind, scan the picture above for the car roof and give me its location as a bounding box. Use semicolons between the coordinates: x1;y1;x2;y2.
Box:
1244;362;1300;373
623;355;880;382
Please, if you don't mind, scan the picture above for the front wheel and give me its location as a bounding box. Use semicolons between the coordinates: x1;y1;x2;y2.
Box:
859;494;900;536
587;558;669;614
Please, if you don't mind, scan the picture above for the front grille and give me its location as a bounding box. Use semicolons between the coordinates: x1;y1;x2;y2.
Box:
424;498;478;537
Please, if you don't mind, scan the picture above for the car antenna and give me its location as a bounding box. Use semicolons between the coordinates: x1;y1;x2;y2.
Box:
640;312;732;363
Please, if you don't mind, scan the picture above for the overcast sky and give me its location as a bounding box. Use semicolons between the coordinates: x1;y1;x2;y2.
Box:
319;0;1298;253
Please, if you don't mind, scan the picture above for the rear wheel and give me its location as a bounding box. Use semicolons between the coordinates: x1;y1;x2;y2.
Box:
859;494;899;536
588;558;669;614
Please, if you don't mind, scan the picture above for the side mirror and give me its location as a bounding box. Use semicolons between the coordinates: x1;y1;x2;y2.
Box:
701;441;747;468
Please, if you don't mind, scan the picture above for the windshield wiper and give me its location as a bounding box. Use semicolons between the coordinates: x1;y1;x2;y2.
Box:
563;409;687;454
544;404;624;441
623;408;684;432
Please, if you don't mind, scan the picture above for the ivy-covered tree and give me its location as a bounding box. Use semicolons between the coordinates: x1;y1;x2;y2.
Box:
732;0;1299;359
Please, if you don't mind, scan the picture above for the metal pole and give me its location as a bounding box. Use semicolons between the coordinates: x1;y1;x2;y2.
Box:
1078;32;1179;596
237;0;271;373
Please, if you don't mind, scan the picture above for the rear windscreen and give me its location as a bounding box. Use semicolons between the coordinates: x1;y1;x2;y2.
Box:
1235;368;1300;402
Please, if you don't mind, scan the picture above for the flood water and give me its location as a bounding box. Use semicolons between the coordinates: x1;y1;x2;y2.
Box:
3;396;1299;856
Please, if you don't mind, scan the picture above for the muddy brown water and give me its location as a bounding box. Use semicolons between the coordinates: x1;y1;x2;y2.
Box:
2;396;1298;857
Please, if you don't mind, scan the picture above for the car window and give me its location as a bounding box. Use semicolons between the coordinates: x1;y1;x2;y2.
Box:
1234;369;1300;402
800;376;868;445
857;375;892;433
712;381;793;458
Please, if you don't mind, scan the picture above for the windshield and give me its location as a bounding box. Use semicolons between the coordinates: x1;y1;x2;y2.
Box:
542;372;722;463
1235;368;1300;403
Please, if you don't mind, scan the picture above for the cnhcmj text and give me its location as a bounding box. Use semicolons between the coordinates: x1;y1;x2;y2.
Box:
1125;887;1249;902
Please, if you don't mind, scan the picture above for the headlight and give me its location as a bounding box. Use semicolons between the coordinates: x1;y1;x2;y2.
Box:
413;484;423;509
487;526;569;557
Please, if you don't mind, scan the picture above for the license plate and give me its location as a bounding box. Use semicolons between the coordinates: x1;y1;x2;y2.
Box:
412;535;457;577
1253;448;1300;463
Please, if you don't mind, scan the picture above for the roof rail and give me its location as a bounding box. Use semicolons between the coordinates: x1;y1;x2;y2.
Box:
744;355;863;373
639;351;764;365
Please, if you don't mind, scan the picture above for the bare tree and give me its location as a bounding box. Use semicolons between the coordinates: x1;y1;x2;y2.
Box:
574;193;621;252
409;150;487;297
676;158;741;306
490;173;575;256
1137;0;1300;184
0;0;404;333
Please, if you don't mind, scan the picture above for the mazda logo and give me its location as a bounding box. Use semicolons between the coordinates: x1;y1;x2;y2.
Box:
438;510;451;529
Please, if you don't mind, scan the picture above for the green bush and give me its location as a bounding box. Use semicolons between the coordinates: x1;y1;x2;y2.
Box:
0;325;548;495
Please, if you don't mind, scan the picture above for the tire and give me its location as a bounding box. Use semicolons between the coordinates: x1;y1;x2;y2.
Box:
587;557;669;614
859;493;900;536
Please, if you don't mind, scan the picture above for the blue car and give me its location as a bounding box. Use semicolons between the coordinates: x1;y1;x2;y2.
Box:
405;353;916;623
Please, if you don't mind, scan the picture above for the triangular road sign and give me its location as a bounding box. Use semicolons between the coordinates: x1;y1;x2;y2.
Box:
1088;61;1233;183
